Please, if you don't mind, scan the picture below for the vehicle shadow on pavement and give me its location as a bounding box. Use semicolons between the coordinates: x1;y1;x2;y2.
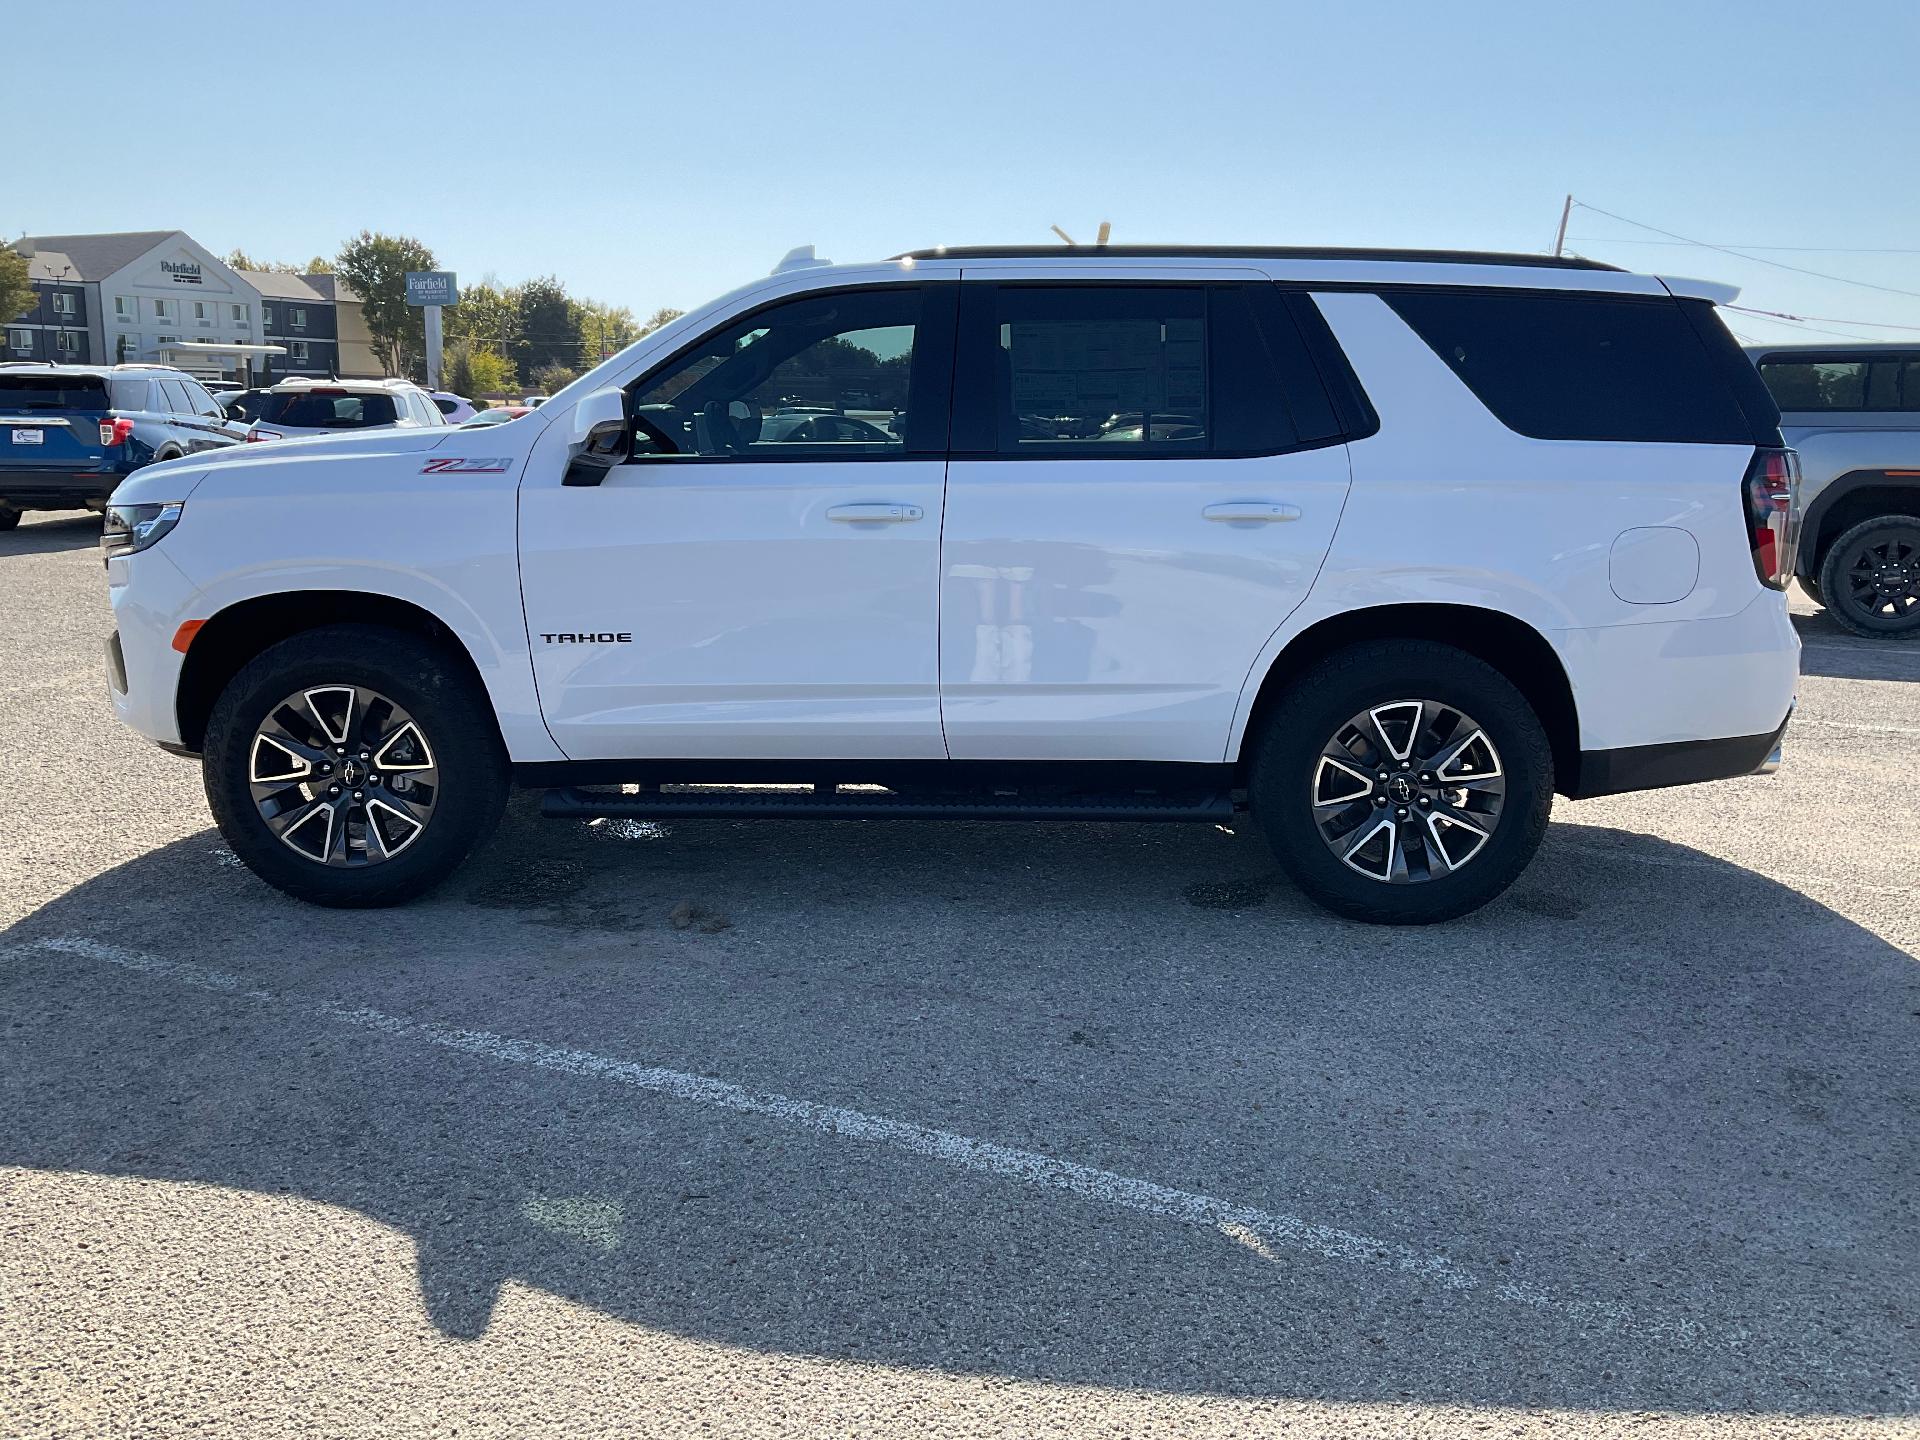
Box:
3;807;1915;1418
0;514;101;557
1791;611;1920;681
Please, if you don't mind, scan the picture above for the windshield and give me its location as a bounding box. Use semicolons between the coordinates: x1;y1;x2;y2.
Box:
0;375;110;412
260;391;399;428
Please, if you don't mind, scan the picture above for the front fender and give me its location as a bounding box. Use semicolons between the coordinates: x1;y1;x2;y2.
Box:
157;461;562;764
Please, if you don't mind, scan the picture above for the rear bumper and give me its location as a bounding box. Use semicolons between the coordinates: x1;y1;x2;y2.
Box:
1566;708;1791;799
0;468;122;507
1554;589;1800;755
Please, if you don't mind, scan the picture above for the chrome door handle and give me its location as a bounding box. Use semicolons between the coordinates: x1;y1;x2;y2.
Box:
1203;502;1301;523
827;502;924;523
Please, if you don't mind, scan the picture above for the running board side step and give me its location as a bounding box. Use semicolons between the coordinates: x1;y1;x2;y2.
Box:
539;786;1236;824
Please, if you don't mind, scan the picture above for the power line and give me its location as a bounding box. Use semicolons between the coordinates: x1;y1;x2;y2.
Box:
1723;303;1920;333
1567;235;1920;256
1570;200;1920;301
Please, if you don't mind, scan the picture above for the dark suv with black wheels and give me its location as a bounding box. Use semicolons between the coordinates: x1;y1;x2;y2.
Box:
0;363;248;529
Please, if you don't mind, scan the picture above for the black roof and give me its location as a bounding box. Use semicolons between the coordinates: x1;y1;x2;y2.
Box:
891;244;1620;271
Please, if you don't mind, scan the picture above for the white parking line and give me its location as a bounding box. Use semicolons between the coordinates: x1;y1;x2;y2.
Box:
16;934;1671;1338
1795;716;1920;737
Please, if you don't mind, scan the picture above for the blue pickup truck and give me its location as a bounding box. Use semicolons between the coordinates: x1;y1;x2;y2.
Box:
0;363;248;529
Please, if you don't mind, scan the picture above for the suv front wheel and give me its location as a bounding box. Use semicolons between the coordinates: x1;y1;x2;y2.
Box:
203;624;508;906
1251;640;1553;924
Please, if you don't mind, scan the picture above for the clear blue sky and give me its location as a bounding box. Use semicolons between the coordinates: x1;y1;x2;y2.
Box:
11;0;1918;345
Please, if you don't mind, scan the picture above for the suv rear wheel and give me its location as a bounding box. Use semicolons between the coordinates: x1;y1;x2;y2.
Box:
1251;640;1553;924
1818;514;1920;637
0;507;19;532
203;624;508;906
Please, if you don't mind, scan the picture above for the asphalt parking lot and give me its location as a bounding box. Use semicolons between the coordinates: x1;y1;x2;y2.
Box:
1;511;1915;1438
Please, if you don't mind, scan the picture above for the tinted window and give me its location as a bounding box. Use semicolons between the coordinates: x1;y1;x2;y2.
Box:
992;287;1209;452
957;284;1340;457
184;381;224;417
0;375;109;411
432;396;460;415
1757;356;1915;412
628;286;931;458
157;378;193;416
1387;291;1753;443
110;377;152;411
260;392;399;428
222;389;268;421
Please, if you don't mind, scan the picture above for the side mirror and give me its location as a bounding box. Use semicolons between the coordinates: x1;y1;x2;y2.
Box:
563;386;630;487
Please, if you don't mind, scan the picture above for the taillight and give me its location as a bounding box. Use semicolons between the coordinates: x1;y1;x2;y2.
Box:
1744;447;1800;590
98;417;135;447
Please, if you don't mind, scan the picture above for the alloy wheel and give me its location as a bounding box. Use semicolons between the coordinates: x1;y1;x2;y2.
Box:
1311;698;1505;884
1837;529;1920;629
247;685;438;865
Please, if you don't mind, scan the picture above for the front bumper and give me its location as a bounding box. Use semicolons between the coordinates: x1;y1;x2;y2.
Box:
106;547;197;749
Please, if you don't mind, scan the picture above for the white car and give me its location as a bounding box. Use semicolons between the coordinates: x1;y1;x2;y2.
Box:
102;243;1800;923
430;391;478;425
245;377;448;442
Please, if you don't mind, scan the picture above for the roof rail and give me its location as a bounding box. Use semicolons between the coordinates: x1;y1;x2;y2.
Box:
889;244;1621;272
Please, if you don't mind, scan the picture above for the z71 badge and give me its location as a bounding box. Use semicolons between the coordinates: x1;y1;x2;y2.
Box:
420;457;513;474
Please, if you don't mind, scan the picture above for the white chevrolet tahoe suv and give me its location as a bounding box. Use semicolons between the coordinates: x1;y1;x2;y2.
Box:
101;244;1801;924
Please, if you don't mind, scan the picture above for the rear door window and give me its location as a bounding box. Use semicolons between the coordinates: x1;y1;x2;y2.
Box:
110;377;153;412
1386;290;1755;443
953;283;1345;457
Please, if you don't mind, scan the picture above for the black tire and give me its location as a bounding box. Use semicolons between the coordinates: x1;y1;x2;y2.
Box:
0;508;19;532
203;624;508;906
1817;514;1920;638
1250;640;1553;925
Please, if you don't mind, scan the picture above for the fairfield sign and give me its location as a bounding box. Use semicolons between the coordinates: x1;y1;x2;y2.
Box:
161;259;204;285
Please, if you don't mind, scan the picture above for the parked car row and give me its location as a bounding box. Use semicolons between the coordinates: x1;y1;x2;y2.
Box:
0;364;470;524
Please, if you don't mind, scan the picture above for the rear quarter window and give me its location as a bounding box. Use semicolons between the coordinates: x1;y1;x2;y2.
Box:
1385;290;1756;444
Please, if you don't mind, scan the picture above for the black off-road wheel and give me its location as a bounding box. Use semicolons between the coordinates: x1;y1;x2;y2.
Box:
1251;640;1553;925
1818;514;1920;638
202;624;509;907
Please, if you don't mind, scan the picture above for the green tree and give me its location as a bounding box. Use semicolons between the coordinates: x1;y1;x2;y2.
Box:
334;230;437;377
467;348;516;396
512;276;580;380
531;362;579;395
641;306;685;336
444;339;476;398
443;279;518;354
305;256;333;274
574;298;641;362
0;243;32;326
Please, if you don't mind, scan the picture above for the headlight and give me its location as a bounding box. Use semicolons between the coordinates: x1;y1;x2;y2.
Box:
102;502;185;560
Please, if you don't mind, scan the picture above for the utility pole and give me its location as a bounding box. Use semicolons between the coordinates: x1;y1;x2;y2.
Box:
1553;194;1573;258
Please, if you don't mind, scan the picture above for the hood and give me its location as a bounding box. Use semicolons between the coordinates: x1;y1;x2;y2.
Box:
109;426;455;506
